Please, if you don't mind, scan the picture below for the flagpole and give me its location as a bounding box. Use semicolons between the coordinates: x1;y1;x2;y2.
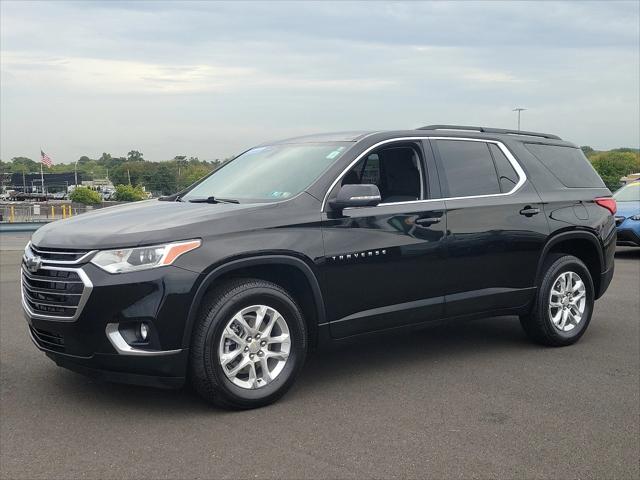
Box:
40;162;45;196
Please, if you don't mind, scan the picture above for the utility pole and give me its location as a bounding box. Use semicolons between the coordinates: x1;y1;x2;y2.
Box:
127;169;131;185
513;107;526;131
74;159;79;187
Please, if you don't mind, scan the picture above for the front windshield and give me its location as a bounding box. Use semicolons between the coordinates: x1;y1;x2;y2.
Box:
613;183;640;202
182;142;350;202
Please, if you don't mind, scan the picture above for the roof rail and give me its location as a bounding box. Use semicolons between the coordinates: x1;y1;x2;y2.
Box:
417;124;561;140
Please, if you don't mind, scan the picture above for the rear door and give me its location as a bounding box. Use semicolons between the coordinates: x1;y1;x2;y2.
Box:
321;139;447;338
429;138;549;317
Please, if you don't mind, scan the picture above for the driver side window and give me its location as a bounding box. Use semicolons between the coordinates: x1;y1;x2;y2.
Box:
342;144;424;203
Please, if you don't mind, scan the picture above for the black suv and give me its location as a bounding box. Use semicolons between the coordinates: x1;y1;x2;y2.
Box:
22;125;616;408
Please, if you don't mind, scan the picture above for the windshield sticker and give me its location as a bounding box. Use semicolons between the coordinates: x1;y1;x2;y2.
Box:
269;191;292;198
325;146;345;160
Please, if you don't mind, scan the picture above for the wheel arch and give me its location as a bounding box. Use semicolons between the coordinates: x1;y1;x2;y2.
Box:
536;230;605;296
182;255;326;350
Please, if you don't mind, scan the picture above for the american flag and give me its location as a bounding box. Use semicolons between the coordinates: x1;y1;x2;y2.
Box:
41;150;53;168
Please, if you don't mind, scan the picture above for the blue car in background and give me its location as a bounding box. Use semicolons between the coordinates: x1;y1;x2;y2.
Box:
613;181;640;247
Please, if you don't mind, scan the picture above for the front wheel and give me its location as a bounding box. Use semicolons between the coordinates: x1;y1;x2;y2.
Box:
190;279;307;409
520;254;595;347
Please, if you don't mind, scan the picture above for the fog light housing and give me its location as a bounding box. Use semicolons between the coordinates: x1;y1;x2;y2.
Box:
139;323;149;342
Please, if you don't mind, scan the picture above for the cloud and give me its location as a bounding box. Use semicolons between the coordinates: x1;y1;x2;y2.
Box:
1;52;397;94
1;0;638;161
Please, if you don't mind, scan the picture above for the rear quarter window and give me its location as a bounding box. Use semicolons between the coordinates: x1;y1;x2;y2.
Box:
524;144;605;188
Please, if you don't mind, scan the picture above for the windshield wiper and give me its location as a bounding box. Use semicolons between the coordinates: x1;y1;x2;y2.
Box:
188;196;240;204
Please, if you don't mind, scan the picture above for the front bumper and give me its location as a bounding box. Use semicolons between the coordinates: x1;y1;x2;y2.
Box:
23;260;201;388
37;341;188;389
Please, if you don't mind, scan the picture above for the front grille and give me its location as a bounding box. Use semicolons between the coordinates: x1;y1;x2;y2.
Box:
28;243;91;263
21;266;90;321
30;326;66;353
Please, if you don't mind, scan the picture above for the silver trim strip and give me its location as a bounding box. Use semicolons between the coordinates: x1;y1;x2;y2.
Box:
24;298;78;310
105;323;183;356
21;269;84;284
27;242;97;265
21;281;83;296
21;266;93;322
321;136;527;211
349;195;381;201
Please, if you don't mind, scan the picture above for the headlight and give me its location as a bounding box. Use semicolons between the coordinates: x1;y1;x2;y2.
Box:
630;214;640;221
91;240;201;273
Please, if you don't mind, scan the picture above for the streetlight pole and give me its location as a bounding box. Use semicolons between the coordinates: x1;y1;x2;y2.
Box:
513;108;526;131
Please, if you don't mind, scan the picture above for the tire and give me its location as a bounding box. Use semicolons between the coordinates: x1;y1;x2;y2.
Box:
189;278;307;409
520;254;595;347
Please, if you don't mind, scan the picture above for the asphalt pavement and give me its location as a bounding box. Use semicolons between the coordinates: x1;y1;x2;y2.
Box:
1;233;638;479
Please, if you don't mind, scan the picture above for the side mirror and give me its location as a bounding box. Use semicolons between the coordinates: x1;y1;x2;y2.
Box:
329;184;381;211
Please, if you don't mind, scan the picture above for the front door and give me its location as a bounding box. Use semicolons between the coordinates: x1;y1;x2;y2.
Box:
320;140;447;338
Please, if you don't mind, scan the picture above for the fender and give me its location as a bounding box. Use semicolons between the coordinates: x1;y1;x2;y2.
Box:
535;229;605;283
181;254;326;348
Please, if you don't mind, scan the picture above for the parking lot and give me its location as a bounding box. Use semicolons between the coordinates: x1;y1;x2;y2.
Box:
1;233;638;479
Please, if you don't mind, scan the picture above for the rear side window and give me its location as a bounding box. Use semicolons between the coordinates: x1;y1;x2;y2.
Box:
435;140;501;197
488;143;519;192
524;144;605;188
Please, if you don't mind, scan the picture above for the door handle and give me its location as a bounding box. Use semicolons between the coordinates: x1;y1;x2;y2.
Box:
519;206;540;217
415;216;441;225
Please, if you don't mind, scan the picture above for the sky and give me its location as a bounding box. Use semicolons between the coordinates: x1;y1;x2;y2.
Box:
1;0;639;163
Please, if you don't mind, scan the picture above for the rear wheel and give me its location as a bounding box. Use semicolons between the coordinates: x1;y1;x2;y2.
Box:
520;254;594;347
190;278;307;409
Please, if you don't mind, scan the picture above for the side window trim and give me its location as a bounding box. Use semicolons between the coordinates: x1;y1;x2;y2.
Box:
321;137;527;211
486;143;503;192
487;143;518;193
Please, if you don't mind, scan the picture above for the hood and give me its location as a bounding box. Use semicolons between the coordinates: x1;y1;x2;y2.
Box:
616;200;640;218
31;199;266;249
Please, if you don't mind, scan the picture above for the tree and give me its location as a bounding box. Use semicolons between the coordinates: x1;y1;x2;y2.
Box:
98;152;112;163
10;157;39;173
114;184;147;201
127;150;144;162
69;186;102;205
581;146;595;157
590;151;640;190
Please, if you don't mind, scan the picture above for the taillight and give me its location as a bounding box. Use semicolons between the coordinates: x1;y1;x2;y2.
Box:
595;197;617;215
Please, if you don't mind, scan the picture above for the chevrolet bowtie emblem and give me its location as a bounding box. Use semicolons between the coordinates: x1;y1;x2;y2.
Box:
24;251;43;273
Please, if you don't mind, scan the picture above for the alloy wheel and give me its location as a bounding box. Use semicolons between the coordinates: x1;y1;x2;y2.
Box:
218;305;291;389
548;271;587;332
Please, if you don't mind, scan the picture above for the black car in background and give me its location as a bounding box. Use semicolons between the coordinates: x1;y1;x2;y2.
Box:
22;125;616;408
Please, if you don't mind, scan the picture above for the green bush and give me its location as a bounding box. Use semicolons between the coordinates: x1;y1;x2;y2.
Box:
589;151;640;191
69;186;102;205
114;184;147;202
